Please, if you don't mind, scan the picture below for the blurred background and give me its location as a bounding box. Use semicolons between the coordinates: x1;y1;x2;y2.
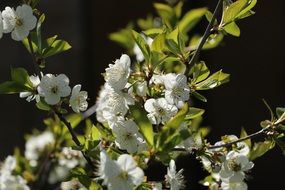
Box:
0;0;284;189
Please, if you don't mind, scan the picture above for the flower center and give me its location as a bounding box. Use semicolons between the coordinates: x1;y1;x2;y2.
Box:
119;171;129;180
16;18;23;27
228;159;241;172
51;86;59;94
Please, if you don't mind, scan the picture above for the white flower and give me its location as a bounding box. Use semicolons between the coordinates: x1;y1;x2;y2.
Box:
136;81;148;97
163;73;190;108
105;54;131;90
69;85;88;113
98;152;144;190
25;131;54;167
165;160;185;190
221;181;248;190
150;74;164;85
2;5;37;41
133;35;153;62
95;84;113;123
0;12;3;39
58;147;85;169
96;85;134;128
113;120;145;153
219;151;254;183
144;98;178;124
37;74;71;105
0;156;30;190
19;75;40;102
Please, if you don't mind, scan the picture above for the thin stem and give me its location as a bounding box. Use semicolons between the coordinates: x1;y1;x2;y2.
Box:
188;0;223;68
55;110;95;169
27;35;41;77
208;126;270;150
208;115;285;150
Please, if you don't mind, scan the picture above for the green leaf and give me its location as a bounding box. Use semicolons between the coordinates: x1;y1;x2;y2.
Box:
109;24;134;49
165;27;185;55
11;67;33;88
36;100;51;111
143;28;163;38
154;3;177;29
237;0;257;18
250;140;275;160
276;107;285;118
0;81;31;94
185;107;205;120
223;0;249;24
42;38;72;58
130;104;154;146
156;103;188;151
36;14;45;52
190;33;224;50
132;30;151;63
71;168;102;190
178;8;208;34
151;33;166;53
191;91;207;102
240;128;251;148
195;70;230;90
224;22;241;37
190;61;210;83
66;114;83;129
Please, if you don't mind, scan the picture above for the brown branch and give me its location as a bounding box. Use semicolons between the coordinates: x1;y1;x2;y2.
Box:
55;110;95;170
187;0;223;68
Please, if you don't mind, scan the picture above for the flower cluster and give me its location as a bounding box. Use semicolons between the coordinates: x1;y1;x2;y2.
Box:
201;135;254;190
0;4;37;41
0;156;30;190
20;73;88;113
97;151;144;190
95;53;191;154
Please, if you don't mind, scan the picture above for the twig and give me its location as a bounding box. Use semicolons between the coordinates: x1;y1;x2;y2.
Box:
55;110;95;169
188;0;223;68
27;35;41;77
208;115;285;150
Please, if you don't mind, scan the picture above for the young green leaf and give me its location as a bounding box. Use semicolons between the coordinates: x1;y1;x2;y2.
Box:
185;107;205;120
11;67;33;88
250;140;275;160
195;70;230;90
223;0;249;24
132;30;151;63
223;22;241;37
42;37;72;58
129;104;154;146
156;103;188;151
154;3;177;29
190;61;210;83
178;8;208;34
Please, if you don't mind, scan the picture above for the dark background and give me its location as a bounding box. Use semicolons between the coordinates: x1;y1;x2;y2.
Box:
0;0;284;189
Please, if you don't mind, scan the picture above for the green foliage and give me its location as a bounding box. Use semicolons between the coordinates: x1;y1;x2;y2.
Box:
178;8;208;34
130;104;154;146
109;24;134;50
132;30;151;63
156;103;188;152
185;107;205;120
250;140;275;160
194;70;230;90
71;168;102;190
0;68;33;94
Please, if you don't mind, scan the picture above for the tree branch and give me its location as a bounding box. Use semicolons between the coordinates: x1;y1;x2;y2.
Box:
188;0;223;68
55;110;95;170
